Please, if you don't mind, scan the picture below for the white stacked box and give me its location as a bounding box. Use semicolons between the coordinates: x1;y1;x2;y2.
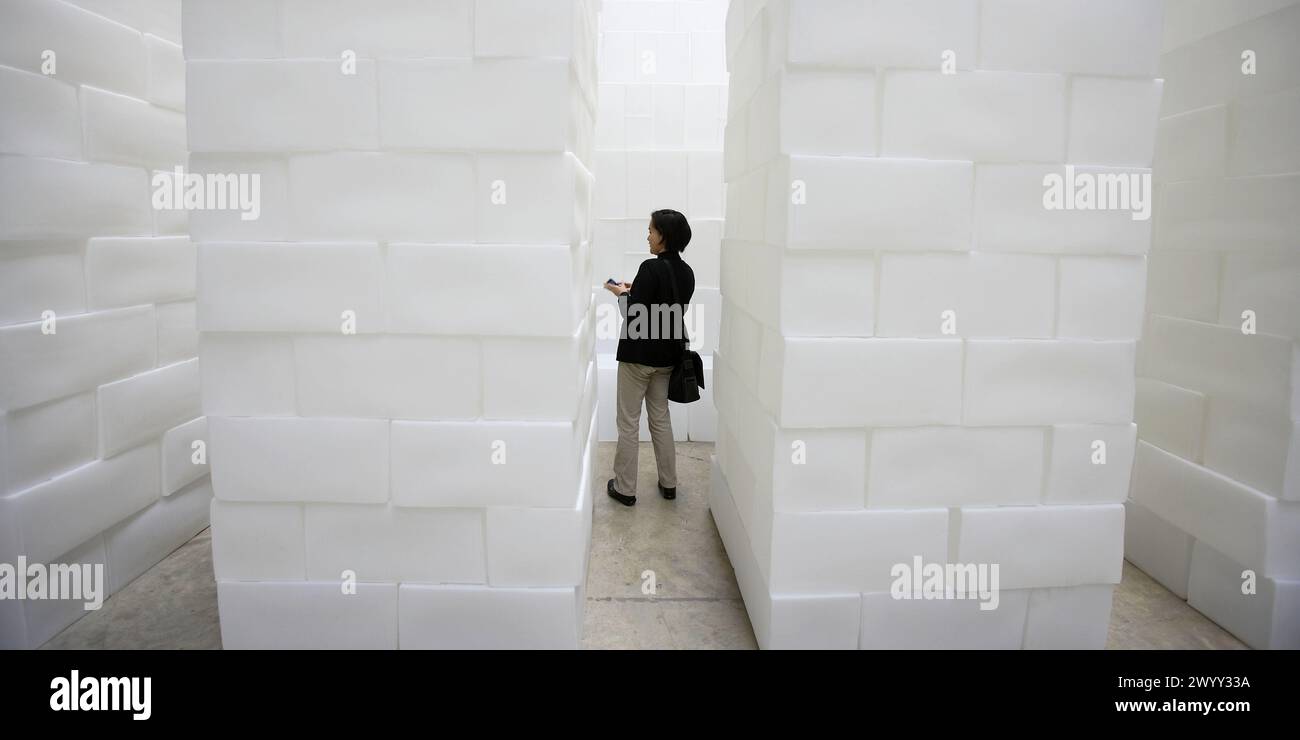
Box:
712;0;1164;649
189;0;600;650
1126;1;1300;649
0;0;206;649
593;0;729;443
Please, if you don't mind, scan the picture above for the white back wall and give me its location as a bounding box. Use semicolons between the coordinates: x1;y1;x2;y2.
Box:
1127;0;1300;649
593;0;728;444
185;0;599;649
714;0;1164;649
0;0;206;649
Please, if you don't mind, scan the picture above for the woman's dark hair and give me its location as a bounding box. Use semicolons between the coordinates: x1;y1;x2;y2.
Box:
651;209;691;253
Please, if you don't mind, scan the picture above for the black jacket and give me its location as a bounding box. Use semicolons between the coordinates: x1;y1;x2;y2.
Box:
616;251;695;368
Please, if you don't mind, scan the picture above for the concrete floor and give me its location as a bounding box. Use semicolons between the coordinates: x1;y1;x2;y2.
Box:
42;440;1245;650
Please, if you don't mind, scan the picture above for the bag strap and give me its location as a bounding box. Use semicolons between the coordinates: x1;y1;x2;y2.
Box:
659;257;690;348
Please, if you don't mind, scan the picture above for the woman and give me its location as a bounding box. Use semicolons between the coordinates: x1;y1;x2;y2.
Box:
603;209;695;506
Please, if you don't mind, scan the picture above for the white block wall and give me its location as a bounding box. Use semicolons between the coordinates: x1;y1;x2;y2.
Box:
713;0;1164;649
593;0;727;442
187;0;599;649
0;0;207;649
1127;0;1300;649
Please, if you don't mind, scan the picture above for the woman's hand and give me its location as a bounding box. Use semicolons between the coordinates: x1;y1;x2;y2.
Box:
603;281;630;297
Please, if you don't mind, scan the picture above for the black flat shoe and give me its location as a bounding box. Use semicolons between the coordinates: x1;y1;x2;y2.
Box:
607;478;635;506
658;482;676;500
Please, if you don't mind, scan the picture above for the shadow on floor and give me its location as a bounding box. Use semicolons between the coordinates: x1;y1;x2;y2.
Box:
42;441;1243;650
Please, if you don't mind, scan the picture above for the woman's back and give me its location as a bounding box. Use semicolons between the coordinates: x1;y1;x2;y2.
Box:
615;251;694;368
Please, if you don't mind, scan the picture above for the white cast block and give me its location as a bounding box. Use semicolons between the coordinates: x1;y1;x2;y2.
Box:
1144;251;1220;324
771;428;868;512
97;358;201;458
145;33;185;111
186;154;291;242
978;0;1163;77
956;504;1125;590
0;241;86;326
209;417;389;504
858;590;1030;650
187;60;377;151
197;242;383;333
1067;77;1163;166
775;156;973;252
768;593;862;650
399;584;580;650
391;420;581;508
156;300;198;365
294;335;481;420
282;0;473;58
305;504;486;584
0;65;81;159
0;0;148;98
779;252;874;337
198;333;296;417
0;305;156;412
1143;315;1295;413
86;236;195;310
209;499;305;581
482;333;591;420
217;581;398;649
778;338;964;427
1057;256;1147;340
18;535;108;649
387;243;580;337
769;508;949;594
475;0;577;58
80;85;186;169
963;340;1136;425
379;59;572;152
0;156;151;239
868;427;1044;508
14;442;160;564
162;416;207;496
486;502;587;588
1201;397;1298;501
288;153;476;242
1187;540;1300;650
1130;440;1300;579
1134;378;1206;463
881;71;1065;162
1045;424;1137;504
1022;585;1114;649
181;0;283;59
778;70;876;157
104;477;211;594
877;253;1056;338
3;392;96;496
1123;499;1194;600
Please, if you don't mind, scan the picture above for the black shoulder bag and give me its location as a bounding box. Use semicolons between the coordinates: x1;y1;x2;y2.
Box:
660;259;705;404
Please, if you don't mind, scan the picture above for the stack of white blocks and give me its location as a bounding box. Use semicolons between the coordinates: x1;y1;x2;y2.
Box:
1127;0;1300;649
712;0;1164;649
186;0;600;649
0;0;207;649
593;0;728;444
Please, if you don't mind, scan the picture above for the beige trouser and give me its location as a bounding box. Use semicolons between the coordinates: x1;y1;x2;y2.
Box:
613;361;677;496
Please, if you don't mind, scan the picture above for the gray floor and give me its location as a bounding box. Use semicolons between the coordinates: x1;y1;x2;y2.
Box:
42;441;1244;650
